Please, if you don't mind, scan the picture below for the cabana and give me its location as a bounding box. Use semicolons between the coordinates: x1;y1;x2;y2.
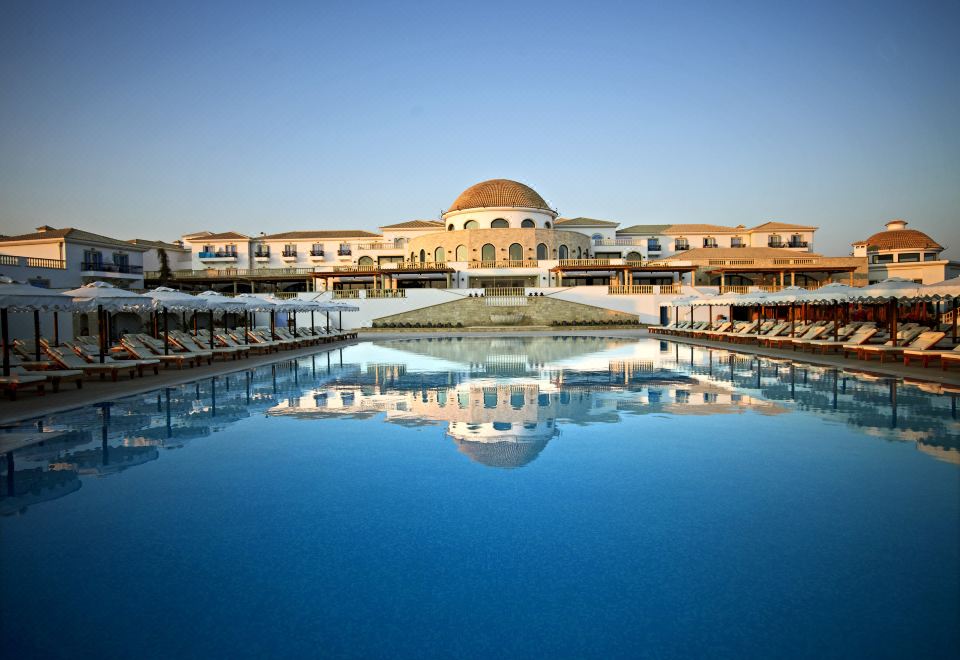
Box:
144;287;209;355
0;277;76;376
62;282;150;363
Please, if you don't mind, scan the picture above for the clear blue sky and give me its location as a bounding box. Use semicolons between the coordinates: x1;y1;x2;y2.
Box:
1;0;957;256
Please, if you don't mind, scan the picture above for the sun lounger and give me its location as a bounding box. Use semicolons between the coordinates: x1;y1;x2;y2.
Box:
170;331;241;360
941;351;960;371
136;334;214;364
65;340;161;376
788;323;834;350
844;326;926;359
120;335;202;369
858;331;944;363
903;343;960;368
0;369;47;399
41;344;137;381
806;325;878;354
9;357;83;392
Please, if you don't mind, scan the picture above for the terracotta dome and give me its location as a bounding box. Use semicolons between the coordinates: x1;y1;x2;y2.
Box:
862;221;943;251
448;179;551;212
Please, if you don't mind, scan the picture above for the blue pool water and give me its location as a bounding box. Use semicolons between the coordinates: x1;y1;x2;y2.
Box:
2;337;958;659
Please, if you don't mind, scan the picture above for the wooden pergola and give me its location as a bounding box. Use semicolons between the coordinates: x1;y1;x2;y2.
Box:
312;264;456;289
705;264;859;288
549;263;698;285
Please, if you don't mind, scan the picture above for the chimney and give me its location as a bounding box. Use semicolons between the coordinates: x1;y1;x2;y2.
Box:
35;225;54;233
884;219;907;231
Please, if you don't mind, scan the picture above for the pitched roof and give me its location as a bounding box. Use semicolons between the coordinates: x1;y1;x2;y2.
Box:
618;223;744;235
661;246;822;260
127;238;189;251
749;221;816;231
856;229;943;251
379;220;444;230
186;231;250;241
259;230;381;240
555;217;619;228
0;226;147;250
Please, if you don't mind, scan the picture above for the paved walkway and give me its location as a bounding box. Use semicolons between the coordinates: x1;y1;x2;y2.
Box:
0;338;359;426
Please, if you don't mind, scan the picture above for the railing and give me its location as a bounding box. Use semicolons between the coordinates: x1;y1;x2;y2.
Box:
659;283;682;294
647;244;662;252
147;267;316;279
609;285;654;295
788;241;808;248
0;255;67;269
483;287;526;297
81;262;143;274
330;264;379;273
623;260;644;267
719;285;750;294
332;289;361;299
391;262;449;271
198;251;237;259
731;243;747;249
281;250;297;257
758;285;782;292
356;242;398;250
772;258;818;265
674;245;689;251
253;251;271;258
468;260;537;268
337;248;352;256
558;258;611;267
702;243;718;248
309;250;325;257
272;292;299;299
593;238;646;246
365;289;407;299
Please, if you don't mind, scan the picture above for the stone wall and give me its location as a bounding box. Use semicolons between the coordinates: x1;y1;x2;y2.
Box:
373;295;638;327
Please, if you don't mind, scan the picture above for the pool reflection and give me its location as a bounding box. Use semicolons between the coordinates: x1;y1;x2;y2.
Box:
1;337;958;515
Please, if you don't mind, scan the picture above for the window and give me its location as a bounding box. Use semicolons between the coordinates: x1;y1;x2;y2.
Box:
789;234;806;247
338;244;352;255
521;219;535;228
703;237;718;248
113;252;129;267
897;253;920;263
464;220;478;230
491;219;509;229
576;247;582;258
358;256;374;266
544;222;551;229
202;245;214;254
508;243;523;261
768;234;782;247
558;245;569;259
224;244;237;255
924;252;940;261
83;250;103;267
447;224;454;231
731;237;744;248
481;244;495;261
254;243;270;257
592;233;603;242
419;249;426;262
310;243;323;256
434;247;445;262
871;253;894;264
283;243;297;256
647;238;661;251
455;245;467;261
625;251;641;261
674;238;689;251
536;243;548;260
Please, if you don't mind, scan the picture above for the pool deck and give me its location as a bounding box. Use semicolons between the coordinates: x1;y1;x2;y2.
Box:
2;328;958;425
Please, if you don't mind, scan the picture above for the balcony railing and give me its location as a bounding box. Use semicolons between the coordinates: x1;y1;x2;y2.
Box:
483;287;526;297
81;262;143;274
332;289;361;299
198;251;238;259
330;264;379;273
609;285;654;295
356;242;398;250
718;285;751;294
337;248;352;256
365;289;407;299
391;262;449;271
309;250;325;257
788;241;808;248
558;258;612;267
674;245;689;251
768;242;784;248
281;250;297;257
0;255;67;269
468;260;538;269
145;267;315;279
253;251;271;258
702;243;718;249
647;244;662;252
593;238;646;246
659;283;683;294
730;243;747;249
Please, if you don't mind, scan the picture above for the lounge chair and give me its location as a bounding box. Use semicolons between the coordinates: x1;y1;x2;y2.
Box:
941;351;960;371
788;323;834;350
903;343;960;368
0;369;47;399
41;344;137;381
843;326;926;359
806;325;878;354
858;331;945;363
9;357;83;392
65;340;160;376
196;330;251;357
170;331;241;360
137;334;214;364
119;335;202;369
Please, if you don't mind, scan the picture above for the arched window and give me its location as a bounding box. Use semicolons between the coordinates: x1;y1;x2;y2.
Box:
576;247;582;258
491;219;509;229
521;219;535;228
558;245;569;259
591;233;603;241
358;256;374;266
434;247;445;262
508;243;523;261
410;252;415;262
544;222;551;229
455;244;467;261
625;251;641;261
447;224;454;231
419;249;426;263
464;220;478;230
394;237;405;248
481;244;496;262
536;243;548;260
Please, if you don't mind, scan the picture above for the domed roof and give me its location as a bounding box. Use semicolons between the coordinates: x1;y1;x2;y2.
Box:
861;221;943;251
447;179;551;213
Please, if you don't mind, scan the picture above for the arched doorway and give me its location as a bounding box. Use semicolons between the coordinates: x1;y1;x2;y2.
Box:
536;243;548;260
481;244;495;262
419;249;426;263
455;244;467;261
508;243;523;261
558;245;568;259
434;247;445;262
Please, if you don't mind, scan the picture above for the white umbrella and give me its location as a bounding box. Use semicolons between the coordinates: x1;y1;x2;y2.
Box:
918;276;960;301
235;294;279;339
62;282;150;363
849;278;923;347
144;287;208;355
199;291;257;346
314;300;358;333
0;276;76;373
799;282;855;304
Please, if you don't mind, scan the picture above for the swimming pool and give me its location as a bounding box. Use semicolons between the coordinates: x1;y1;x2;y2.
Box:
2;337;958;658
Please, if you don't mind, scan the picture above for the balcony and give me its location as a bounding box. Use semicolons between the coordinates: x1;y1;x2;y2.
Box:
198;251;238;262
337;248;352;256
673;245;689;251
647;244;662;253
593;238;646;246
281;250;298;261
309;249;325;257
731;243;748;249
81;262;143;277
702;243;718;249
767;242;784;248
253;251;271;262
356;242;399;251
0;255;66;270
467;260;538;269
787;241;809;248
